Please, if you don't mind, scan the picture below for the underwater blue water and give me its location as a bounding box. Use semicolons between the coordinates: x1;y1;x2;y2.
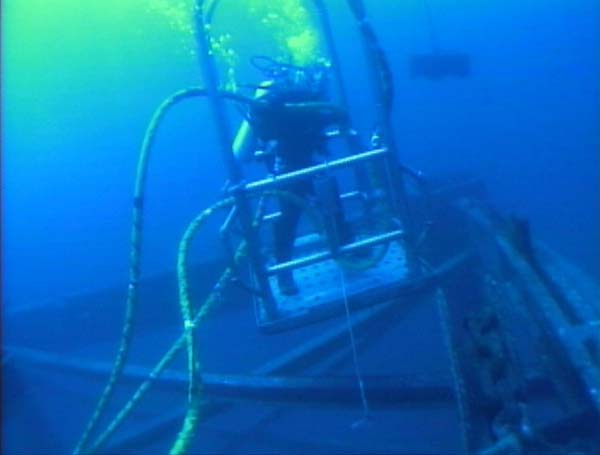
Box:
2;1;599;454
2;0;598;307
2;0;600;307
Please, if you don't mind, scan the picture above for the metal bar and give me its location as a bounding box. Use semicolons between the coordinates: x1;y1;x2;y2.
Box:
435;289;470;455
194;2;237;182
194;2;276;315
7;333;558;409
346;0;416;250
261;211;281;223
267;228;404;275
496;236;600;413
245;147;387;193
208;375;454;405
312;0;375;204
340;190;364;201
312;0;350;109
464;203;600;415
6;347;452;405
219;205;237;238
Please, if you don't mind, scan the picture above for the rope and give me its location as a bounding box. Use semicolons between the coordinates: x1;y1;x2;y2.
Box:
85;264;237;455
84;189;320;454
80;181;384;454
338;267;370;425
74;87;258;455
73;87;210;455
170;197;240;455
86;216;243;455
326;168;370;424
169;191;271;454
171;197;240;455
76;68;396;454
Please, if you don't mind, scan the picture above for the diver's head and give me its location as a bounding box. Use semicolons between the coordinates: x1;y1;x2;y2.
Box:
251;56;330;101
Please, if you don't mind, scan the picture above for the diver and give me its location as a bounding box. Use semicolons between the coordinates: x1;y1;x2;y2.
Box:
233;57;351;295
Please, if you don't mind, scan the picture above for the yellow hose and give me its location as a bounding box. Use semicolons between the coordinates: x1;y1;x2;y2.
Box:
83;189;321;454
169;188;323;454
86;217;242;454
73;87;213;455
76;84;395;455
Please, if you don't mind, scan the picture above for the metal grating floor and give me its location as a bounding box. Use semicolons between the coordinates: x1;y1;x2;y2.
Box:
257;240;409;331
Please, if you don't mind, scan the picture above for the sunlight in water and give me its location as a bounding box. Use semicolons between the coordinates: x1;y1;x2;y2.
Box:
146;0;326;90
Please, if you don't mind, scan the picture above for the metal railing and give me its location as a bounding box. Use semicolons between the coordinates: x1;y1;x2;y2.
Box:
244;147;388;193
268;229;404;275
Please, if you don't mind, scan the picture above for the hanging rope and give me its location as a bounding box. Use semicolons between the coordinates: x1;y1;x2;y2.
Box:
75;29;401;451
73;87;210;455
170;197;238;455
338;267;370;425
74;86;258;455
82;188;324;454
171;186;334;454
323;161;370;424
85;212;242;455
73;79;340;453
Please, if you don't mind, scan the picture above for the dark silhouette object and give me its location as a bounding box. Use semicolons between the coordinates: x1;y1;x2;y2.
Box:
410;52;471;80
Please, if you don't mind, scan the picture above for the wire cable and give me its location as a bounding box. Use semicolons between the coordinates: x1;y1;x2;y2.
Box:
338;267;370;425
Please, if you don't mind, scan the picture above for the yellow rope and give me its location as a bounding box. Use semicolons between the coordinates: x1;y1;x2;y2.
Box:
84;189;318;454
72;62;392;454
73;87;212;455
86;214;242;454
166;187;392;455
170;198;235;455
74;85;260;455
169;189;322;454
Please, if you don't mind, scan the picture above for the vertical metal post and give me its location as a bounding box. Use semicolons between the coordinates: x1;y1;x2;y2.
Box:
194;2;238;181
194;1;277;316
344;0;417;256
311;0;376;201
312;0;350;110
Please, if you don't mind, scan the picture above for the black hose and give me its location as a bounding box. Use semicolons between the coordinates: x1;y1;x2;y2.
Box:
346;0;366;21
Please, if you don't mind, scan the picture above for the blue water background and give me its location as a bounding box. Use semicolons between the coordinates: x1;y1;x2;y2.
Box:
2;0;598;309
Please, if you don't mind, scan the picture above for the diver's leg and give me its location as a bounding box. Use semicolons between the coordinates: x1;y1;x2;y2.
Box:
314;175;354;248
273;180;313;295
274;196;303;295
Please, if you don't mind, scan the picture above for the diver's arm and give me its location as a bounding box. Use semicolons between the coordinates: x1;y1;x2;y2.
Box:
232;119;256;162
232;81;274;162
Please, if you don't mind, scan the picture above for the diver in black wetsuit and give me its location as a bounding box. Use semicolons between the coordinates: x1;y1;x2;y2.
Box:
233;61;350;295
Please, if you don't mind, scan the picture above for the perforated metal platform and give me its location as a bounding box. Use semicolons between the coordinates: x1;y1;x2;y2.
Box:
256;240;411;332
